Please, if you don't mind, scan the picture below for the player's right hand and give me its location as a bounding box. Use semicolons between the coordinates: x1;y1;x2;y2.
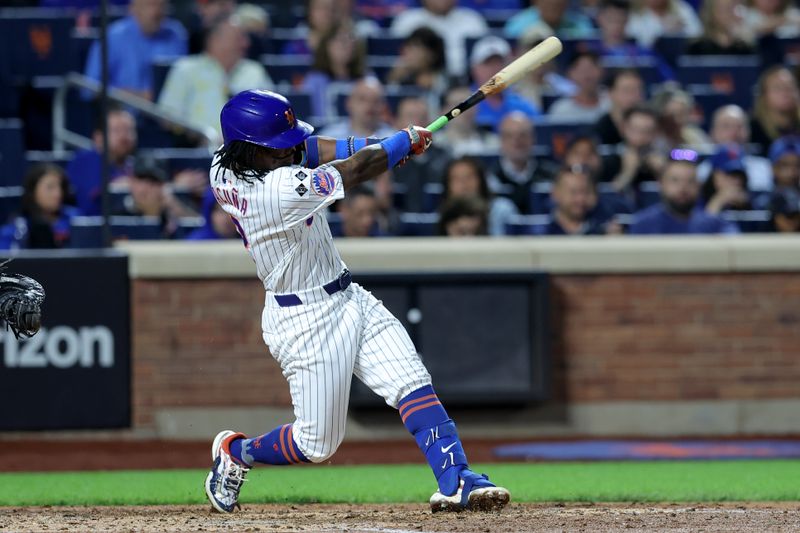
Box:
404;125;433;156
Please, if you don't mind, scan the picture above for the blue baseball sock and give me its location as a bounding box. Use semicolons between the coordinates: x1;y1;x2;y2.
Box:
399;385;468;496
229;424;310;467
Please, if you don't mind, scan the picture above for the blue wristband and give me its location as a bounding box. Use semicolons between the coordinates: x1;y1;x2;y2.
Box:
335;139;349;160
379;131;411;169
306;136;320;167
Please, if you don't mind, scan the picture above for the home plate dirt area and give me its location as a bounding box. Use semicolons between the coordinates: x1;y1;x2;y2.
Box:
2;503;799;532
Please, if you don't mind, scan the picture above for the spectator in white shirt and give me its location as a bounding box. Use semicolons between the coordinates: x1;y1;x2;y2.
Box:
626;0;703;48
390;0;488;78
548;51;610;123
158;14;272;145
698;105;773;191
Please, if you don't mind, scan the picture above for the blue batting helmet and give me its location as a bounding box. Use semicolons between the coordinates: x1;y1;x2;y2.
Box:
220;90;313;150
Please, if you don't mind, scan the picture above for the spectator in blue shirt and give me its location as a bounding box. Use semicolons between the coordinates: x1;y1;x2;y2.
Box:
470;36;541;131
0;164;80;250
504;0;595;39
187;188;239;240
629;152;740;234
66;106;137;216
84;0;188;100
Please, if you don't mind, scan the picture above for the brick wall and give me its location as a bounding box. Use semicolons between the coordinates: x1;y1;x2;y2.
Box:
132;273;800;431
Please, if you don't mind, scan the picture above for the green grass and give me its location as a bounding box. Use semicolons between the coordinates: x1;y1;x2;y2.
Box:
1;461;799;506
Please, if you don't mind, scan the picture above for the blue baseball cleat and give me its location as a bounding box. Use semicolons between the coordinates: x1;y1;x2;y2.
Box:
429;469;510;513
205;430;250;513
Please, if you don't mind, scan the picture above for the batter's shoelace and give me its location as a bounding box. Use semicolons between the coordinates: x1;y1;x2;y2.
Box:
220;457;250;501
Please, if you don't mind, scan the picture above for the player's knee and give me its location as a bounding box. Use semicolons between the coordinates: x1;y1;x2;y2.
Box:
294;427;344;463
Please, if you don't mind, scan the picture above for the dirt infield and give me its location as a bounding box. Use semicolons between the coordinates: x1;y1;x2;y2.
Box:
2;503;798;532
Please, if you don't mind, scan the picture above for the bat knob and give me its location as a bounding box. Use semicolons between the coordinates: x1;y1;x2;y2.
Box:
451;109;461;117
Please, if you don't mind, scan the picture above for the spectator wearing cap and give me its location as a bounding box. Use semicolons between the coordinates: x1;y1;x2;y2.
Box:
157;13;272;146
187;188;239;240
626;0;702;49
66;105;137;217
593;69;644;146
548;52;610;123
489;112;558;213
768;187;800;232
84;0;188;100
629;153;740;234
697;105;773;192
115;156;198;238
769;136;800;189
504;0;594;39
470;36;541;131
390;0;488;77
701;145;752;214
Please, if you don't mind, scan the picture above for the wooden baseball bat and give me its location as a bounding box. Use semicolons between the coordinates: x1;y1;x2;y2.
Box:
426;36;563;133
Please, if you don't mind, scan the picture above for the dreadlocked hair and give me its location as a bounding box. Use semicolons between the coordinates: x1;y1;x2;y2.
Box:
214;141;267;184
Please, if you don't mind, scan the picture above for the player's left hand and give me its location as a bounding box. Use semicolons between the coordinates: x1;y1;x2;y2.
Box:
404;125;433;156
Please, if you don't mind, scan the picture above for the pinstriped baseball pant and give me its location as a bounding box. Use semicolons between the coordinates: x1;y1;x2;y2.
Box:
262;283;432;462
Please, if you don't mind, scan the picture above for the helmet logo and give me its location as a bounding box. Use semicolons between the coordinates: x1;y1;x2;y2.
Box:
284;108;296;127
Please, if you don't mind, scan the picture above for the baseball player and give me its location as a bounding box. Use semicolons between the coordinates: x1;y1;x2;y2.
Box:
204;90;510;514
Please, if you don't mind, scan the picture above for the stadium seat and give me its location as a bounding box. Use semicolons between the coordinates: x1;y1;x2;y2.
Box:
146;148;213;176
392;182;407;210
1;10;73;79
653;35;688;68
0;186;23;223
603;56;663;86
326;211;342;236
534;119;593;160
676;56;760;109
151;60;173;101
687;85;736;130
422;183;444;213
70;215;164;247
399;212;439;236
0;119;25;187
529;182;552;215
722;210;771;233
504;214;551;235
68;215;104;248
70;29;97;74
637;181;661;209
174;216;205;239
597;183;635;215
283;89;313;120
366;36;404;57
261;54;311;88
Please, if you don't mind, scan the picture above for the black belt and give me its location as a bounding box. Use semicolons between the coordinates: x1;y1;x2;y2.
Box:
274;270;352;307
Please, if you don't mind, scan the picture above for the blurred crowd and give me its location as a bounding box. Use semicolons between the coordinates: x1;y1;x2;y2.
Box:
1;0;800;248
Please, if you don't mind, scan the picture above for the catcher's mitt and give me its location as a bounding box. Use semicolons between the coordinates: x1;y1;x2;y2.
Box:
0;260;45;339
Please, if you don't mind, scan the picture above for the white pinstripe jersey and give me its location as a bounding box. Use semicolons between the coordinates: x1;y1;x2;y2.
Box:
209;157;346;294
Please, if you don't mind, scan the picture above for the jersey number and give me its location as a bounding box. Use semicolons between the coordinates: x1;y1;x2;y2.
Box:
230;216;250;249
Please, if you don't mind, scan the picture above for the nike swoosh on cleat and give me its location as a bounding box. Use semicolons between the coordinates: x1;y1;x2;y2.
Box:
441;442;457;453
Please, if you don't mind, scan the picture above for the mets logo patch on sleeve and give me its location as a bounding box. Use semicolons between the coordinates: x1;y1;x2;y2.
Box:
311;170;336;197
